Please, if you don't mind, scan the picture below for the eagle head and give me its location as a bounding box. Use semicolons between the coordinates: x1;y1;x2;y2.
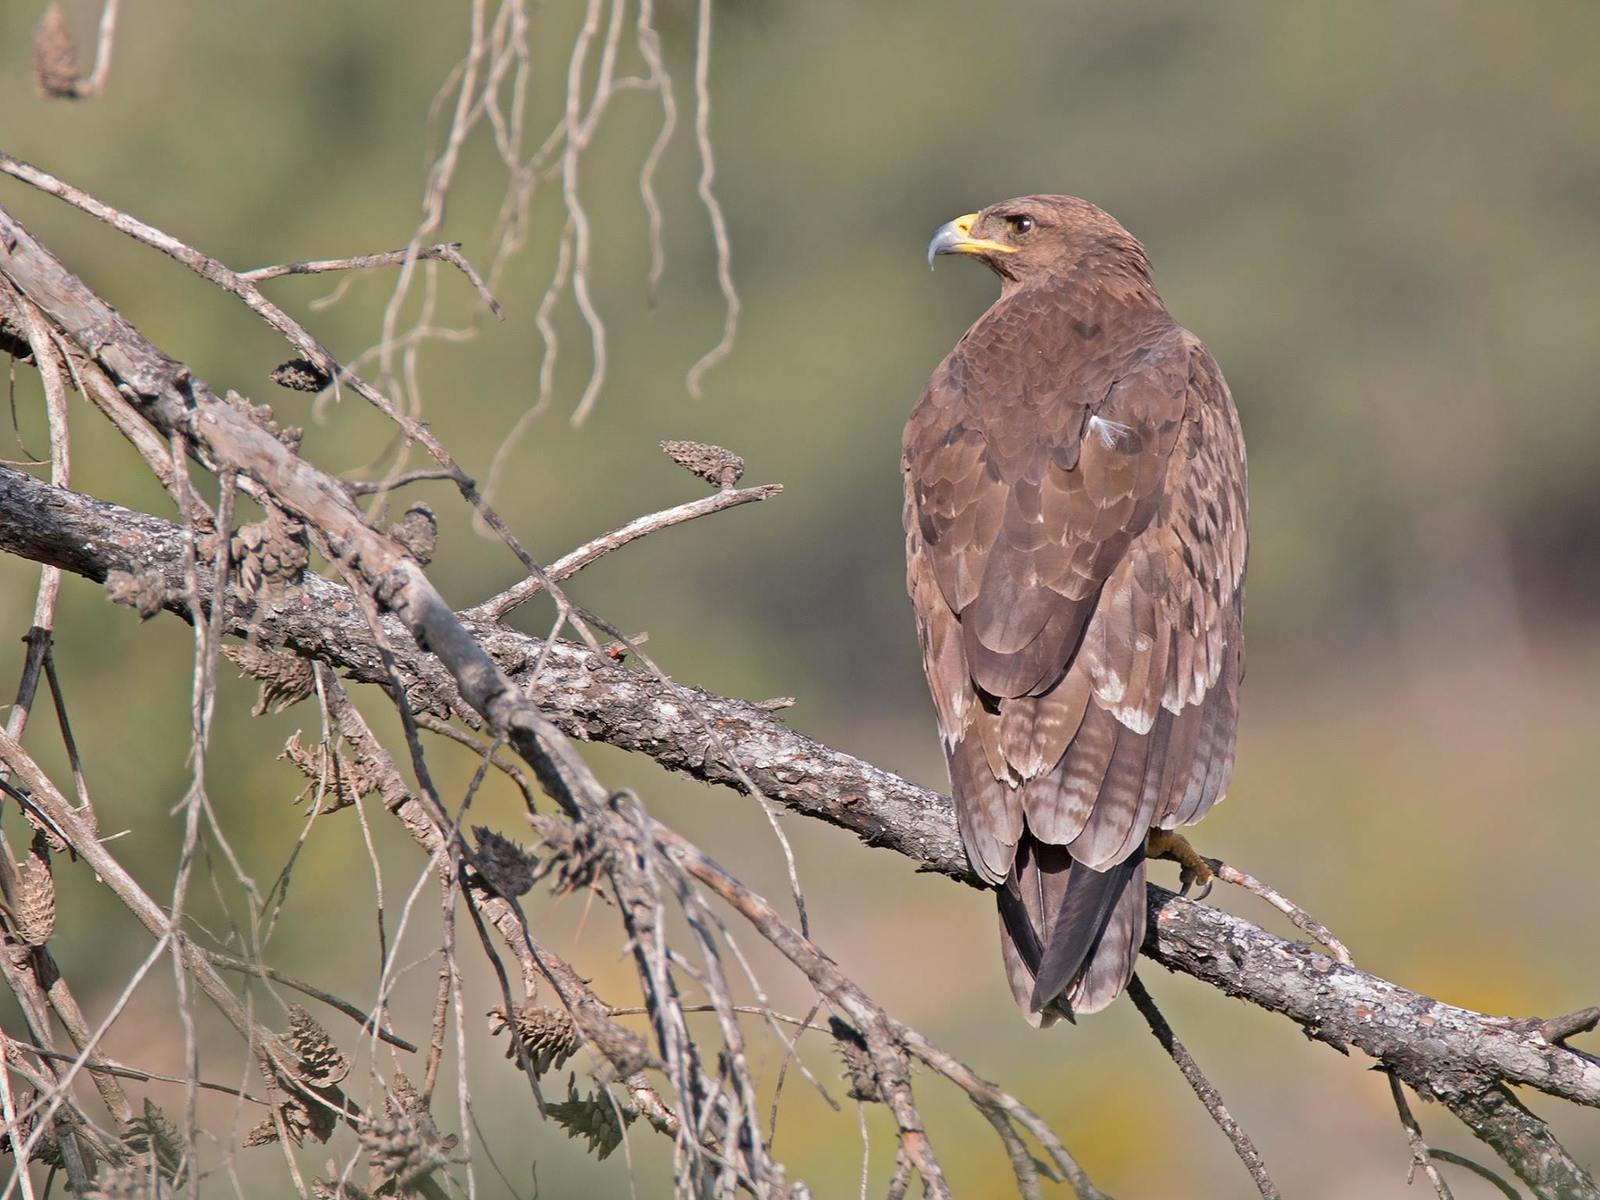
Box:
927;194;1151;286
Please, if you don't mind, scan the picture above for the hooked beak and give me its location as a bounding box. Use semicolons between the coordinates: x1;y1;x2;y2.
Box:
927;212;1019;268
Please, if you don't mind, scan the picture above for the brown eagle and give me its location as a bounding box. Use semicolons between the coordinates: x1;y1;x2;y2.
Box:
905;196;1246;1023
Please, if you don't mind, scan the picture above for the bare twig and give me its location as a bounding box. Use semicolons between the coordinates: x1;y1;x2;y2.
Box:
12;1041;267;1105
1441;1083;1597;1200
413;711;542;811
1385;1068;1456;1199
1542;1007;1600;1048
205;952;418;1053
240;242;503;319
1427;1151;1521;1199
1126;974;1279;1198
465;481;782;621
1208;856;1353;966
82;0;121;96
0;151;593;665
341;468;459;496
635;0;677;303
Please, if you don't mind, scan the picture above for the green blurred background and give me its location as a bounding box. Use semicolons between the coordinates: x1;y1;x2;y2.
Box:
1;2;1597;1196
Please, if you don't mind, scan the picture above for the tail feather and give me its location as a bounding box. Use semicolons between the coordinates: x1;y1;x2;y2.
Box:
1030;849;1143;1012
996;837;1146;1022
1064;857;1146;1014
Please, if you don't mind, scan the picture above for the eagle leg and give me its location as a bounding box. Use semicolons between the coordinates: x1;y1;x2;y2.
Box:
1146;828;1215;900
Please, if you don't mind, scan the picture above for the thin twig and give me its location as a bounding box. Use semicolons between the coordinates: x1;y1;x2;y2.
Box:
11;1041;267;1105
1126;974;1280;1200
1427;1150;1520;1200
0;152;599;668
635;0;677;304
465;482;782;621
1208;856;1353;966
205;952;418;1053
241;242;503;319
1385;1068;1455;1199
341;468;459;496
412;711;542;811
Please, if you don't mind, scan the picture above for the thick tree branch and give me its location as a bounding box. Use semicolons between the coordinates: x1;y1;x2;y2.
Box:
2;463;1597;1131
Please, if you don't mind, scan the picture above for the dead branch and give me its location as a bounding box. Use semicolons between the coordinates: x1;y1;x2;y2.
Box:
465;481;783;622
1386;1068;1457;1200
1126;975;1279;1199
3;458;1597;1194
240;241;503;320
1;460;1596;1121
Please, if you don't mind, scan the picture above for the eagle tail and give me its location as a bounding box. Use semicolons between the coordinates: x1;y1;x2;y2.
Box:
997;840;1146;1025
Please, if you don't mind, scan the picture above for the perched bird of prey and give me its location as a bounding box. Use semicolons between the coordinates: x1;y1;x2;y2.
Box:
906;196;1246;1023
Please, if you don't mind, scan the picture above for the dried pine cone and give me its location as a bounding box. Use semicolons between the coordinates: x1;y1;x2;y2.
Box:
660;439;745;489
828;1017;882;1103
388;503;438;565
223;643;315;716
121;1099;185;1184
232;511;309;598
11;830;55;946
472;827;535;898
281;731;374;812
222;390;303;449
104;570;168;620
527;814;608;897
32;3;80;99
270;358;333;394
311;1179;374;1200
546;1075;631;1161
359;1105;455;1191
488;1003;581;1076
286;1004;351;1088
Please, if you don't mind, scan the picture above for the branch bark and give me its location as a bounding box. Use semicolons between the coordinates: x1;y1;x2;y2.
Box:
1;462;1597;1123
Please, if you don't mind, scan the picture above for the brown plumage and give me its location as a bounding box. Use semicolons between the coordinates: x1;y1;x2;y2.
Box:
906;196;1247;1023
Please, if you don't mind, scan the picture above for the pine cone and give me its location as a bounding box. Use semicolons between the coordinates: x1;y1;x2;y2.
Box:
488;1004;581;1076
660;439;745;489
388;503;438;565
223;643;315;715
472;827;536;898
32;3;80;99
12;830;55;946
287;1004;351;1088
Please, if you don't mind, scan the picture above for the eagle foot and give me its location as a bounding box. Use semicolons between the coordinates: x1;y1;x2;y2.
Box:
1146;829;1215;900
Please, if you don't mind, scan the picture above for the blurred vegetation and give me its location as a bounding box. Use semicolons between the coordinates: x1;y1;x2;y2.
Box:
1;2;1597;1196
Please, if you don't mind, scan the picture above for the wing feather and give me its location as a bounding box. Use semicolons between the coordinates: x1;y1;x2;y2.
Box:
906;288;1246;1018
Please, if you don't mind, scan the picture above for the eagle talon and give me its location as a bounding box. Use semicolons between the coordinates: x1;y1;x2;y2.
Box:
1147;829;1215;899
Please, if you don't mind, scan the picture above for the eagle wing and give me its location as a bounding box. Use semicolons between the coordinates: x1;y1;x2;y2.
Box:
904;317;1246;895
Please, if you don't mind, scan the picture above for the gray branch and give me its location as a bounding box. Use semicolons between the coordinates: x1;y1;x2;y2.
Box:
1;463;1596;1190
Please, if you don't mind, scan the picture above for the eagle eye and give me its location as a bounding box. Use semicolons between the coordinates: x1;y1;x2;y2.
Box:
1008;215;1035;236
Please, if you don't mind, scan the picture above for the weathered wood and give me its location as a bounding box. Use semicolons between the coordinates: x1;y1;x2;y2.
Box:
3;463;1598;1135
